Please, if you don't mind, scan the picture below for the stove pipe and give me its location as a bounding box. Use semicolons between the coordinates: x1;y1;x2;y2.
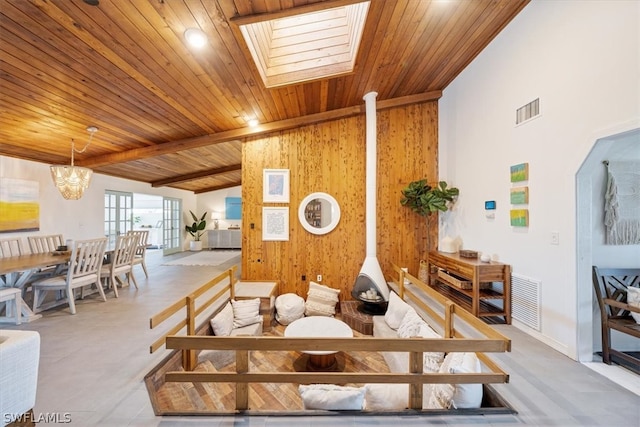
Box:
352;91;390;302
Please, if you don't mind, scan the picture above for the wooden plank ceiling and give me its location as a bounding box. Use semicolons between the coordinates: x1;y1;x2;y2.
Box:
0;0;529;193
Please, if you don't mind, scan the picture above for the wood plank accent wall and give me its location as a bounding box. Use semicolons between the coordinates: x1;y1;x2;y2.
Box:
241;101;438;300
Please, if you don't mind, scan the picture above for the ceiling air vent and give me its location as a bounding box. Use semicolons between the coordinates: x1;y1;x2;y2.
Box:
516;98;540;125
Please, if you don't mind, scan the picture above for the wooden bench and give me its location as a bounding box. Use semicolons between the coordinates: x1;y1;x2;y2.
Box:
592;266;640;372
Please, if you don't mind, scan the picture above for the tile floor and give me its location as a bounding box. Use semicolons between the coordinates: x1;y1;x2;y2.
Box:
2;249;639;426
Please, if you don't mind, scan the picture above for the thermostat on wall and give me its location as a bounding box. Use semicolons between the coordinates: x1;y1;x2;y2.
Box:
485;200;496;210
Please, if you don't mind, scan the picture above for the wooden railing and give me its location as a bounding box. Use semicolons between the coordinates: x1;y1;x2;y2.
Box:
149;266;238;371
393;263;512;374
159;263;511;411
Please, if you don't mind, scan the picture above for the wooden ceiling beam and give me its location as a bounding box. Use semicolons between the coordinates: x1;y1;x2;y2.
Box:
194;181;242;194
151;164;242;187
77;90;441;168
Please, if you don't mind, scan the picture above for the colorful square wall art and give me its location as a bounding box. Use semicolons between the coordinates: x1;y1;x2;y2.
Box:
510;209;529;227
510;187;529;204
510;162;529;182
0;178;40;233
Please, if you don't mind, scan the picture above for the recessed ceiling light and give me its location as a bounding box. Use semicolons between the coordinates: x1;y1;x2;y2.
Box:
248;119;259;128
184;28;207;48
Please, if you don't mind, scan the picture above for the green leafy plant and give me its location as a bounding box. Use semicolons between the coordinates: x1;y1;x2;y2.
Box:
400;180;459;217
185;210;207;241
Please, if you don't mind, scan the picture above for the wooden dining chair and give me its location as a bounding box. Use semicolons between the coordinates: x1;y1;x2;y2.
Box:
127;230;149;278
0;237;26;258
27;234;64;254
100;234;138;298
31;237;108;315
26;234;67;281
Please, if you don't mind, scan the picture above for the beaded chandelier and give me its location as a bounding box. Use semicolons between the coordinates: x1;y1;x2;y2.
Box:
50;126;97;200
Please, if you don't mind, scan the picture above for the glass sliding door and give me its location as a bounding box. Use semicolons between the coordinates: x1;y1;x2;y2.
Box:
163;197;182;255
104;191;133;247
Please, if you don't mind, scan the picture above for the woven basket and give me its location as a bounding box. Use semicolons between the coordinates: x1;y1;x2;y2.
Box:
418;259;430;284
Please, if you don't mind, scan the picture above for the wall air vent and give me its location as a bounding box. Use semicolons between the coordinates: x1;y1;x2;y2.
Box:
511;273;541;331
516;98;540;125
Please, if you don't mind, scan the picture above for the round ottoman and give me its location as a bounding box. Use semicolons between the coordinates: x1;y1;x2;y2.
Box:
275;293;305;325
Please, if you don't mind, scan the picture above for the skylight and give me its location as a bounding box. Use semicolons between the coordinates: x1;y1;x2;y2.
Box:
237;1;370;88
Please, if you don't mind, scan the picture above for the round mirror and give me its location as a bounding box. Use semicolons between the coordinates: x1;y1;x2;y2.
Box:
298;192;341;235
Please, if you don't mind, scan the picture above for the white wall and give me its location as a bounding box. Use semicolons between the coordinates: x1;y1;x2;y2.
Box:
439;0;639;359
196;186;242;248
0;156;196;248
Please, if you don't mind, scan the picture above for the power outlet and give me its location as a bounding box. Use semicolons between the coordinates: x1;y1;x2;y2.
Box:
550;232;560;245
316;274;322;282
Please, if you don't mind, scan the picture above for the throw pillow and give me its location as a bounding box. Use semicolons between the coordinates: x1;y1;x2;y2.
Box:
425;352;482;409
417;322;445;373
305;281;340;317
384;291;412;330
397;307;425;338
627;286;640;324
275;293;305;325
210;302;234;336
231;298;262;328
364;383;408;410
299;384;365;410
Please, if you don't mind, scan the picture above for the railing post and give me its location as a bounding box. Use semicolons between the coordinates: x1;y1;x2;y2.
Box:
236;349;249;410
408;349;423;409
229;268;236;300
183;295;197;371
444;300;455;338
399;269;405;299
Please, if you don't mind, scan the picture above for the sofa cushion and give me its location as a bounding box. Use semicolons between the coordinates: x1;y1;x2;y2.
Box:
384;291;412;330
425;352;483;409
231;298;262;328
364;383;408;410
305;281;340;317
230;320;263;336
275;293;305;325
299;384;365;410
210;302;234;336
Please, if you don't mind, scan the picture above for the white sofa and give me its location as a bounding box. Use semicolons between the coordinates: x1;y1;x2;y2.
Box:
0;330;40;426
365;292;483;411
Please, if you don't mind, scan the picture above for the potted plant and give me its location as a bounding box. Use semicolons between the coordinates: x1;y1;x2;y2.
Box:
185;210;207;251
401;180;459;279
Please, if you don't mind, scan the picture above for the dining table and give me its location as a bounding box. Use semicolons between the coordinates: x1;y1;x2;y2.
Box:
0;251;71;322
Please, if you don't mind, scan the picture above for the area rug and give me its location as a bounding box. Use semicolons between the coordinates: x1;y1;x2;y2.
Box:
162;250;240;267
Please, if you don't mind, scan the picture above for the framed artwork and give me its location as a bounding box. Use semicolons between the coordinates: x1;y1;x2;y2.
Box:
225;197;242;219
510;209;529;227
0;178;40;233
262;207;289;241
510;187;529;204
263;169;290;203
510;163;529;182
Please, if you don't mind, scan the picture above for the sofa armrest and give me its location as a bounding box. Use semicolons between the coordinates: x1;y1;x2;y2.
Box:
0;330;40;427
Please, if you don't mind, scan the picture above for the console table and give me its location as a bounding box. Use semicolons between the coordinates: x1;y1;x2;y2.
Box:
428;251;511;324
207;229;241;249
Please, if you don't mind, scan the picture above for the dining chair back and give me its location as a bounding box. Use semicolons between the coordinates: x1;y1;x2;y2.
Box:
101;234;138;298
27;234;64;254
0;238;26;258
32;237;108;314
127;230;149;278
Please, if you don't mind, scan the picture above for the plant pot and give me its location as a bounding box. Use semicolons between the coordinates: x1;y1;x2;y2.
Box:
189;241;203;251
